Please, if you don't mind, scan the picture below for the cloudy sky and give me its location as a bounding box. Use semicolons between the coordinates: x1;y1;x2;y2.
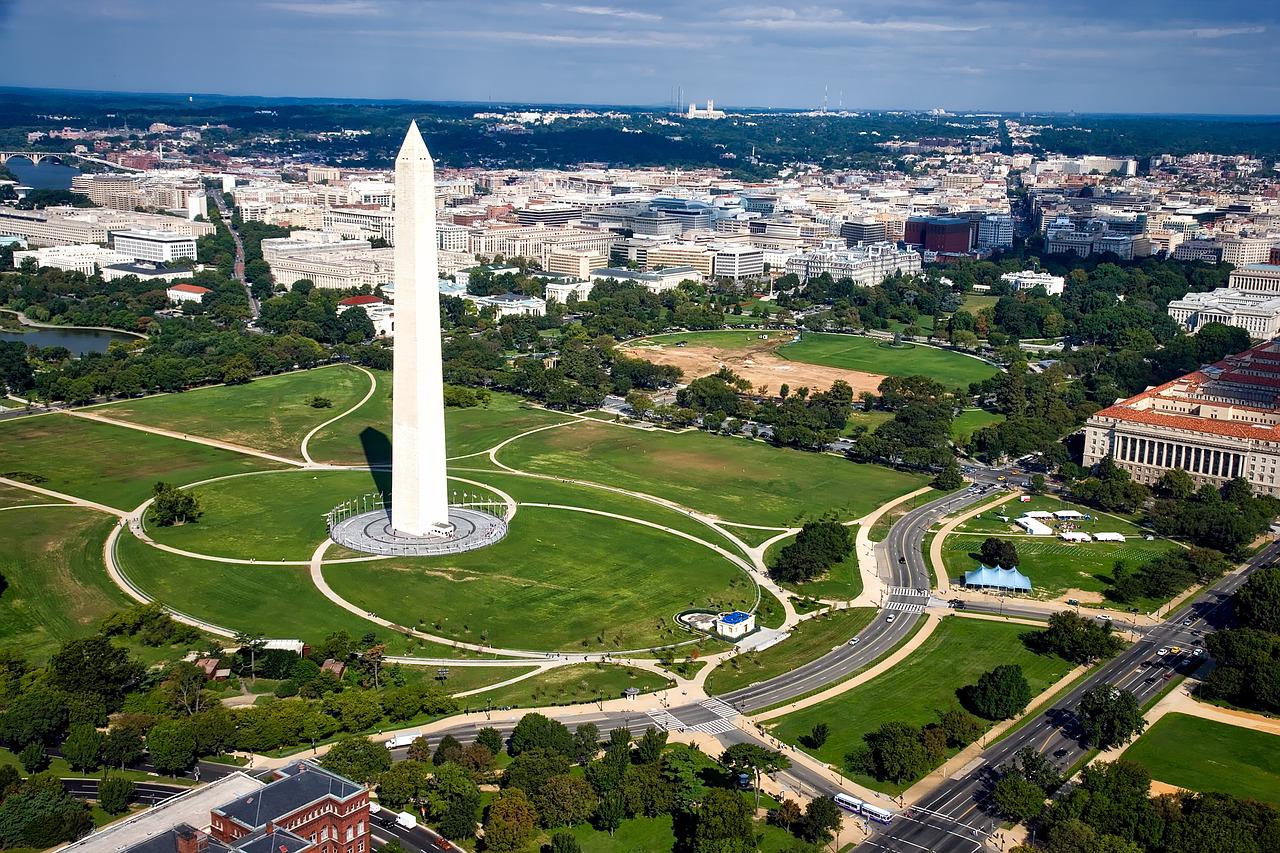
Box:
1;0;1277;113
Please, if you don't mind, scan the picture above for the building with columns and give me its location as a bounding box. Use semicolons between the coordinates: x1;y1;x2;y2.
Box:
1083;338;1280;495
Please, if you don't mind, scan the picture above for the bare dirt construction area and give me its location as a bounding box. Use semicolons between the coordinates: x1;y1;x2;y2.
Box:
622;336;885;395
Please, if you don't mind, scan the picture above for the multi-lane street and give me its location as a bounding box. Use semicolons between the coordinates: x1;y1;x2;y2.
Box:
855;537;1280;853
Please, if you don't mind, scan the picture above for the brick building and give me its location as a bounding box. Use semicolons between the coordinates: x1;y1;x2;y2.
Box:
211;762;370;853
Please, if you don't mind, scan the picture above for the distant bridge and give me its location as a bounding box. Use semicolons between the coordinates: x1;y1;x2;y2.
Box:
0;151;145;172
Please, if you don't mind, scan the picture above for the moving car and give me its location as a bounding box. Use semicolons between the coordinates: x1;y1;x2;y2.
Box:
885;613;897;623
1157;647;1169;656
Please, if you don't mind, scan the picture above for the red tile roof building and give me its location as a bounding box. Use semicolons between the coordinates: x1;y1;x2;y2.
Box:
1084;337;1280;495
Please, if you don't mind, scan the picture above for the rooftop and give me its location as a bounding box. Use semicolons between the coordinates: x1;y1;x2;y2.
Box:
215;762;363;831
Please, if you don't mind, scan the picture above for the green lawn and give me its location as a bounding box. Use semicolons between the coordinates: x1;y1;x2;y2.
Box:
766;536;864;601
306;376;571;465
952;409;1005;443
467;663;670;709
942;496;1176;603
778;333;998;389
0;481;61;508
767;616;1073;794
630;330;792;349
1123;713;1280;804
94;366;371;459
397;664;540;697
323;506;757;652
844;409;894;436
497;420;928;526
0;415;281;510
115;530;404;649
869;489;941;543
0;507;132;663
705;608;876;695
961;293;1001;313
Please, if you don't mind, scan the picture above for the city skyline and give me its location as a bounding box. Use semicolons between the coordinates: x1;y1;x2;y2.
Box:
0;0;1277;114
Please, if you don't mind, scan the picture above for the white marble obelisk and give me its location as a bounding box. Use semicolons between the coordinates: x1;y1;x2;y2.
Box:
391;121;451;536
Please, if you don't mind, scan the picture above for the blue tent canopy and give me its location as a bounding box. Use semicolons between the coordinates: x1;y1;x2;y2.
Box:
964;564;1032;592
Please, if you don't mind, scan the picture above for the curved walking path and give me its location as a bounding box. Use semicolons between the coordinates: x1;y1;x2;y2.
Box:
65;409;305;468
300;364;378;464
485;423;800;628
928;491;1019;593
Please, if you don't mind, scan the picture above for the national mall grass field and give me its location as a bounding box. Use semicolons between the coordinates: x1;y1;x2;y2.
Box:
1;364;926;658
780;333;998;389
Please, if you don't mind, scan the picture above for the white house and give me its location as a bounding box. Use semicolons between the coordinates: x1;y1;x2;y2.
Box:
716;610;755;639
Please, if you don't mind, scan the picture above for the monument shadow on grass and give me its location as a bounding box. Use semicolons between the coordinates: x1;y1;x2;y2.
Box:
360;426;392;495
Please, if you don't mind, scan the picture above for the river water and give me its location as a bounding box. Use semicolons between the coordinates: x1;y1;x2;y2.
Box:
5;157;81;189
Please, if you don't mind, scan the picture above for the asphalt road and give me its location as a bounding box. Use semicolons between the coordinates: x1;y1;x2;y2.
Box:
61;777;189;806
209;191;257;318
855;537;1280;853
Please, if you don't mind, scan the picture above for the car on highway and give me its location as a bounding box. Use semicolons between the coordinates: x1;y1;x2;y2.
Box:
1183;617;1194;626
1157;647;1169;656
1170;646;1182;654
885;613;897;623
847;638;860;646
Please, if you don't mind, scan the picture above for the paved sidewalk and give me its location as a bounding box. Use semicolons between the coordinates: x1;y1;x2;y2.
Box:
929;491;1019;593
848;485;934;608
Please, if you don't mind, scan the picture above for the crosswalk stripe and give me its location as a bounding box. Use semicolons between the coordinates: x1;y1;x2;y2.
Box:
885;600;926;613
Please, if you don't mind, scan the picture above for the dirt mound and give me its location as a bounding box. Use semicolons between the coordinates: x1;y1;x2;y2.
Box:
623;336;884;395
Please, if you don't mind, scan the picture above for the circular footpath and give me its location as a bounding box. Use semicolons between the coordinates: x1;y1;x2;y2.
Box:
329;506;508;556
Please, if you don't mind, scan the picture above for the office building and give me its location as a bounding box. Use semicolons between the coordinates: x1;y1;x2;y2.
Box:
1167;265;1280;338
977;214;1014;249
112;230;198;263
904;216;972;254
0;207;213;247
323;206;395;244
840;217;887;246
12;243;131;275
591;266;698;293
546;249;607;279
1083;338;1280;496
712;244;764;280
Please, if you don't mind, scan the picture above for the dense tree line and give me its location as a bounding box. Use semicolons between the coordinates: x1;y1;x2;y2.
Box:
769;520;853;584
1008;759;1280;853
1197;566;1280;714
849;375;957;470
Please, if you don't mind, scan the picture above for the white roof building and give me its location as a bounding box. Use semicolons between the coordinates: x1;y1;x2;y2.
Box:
1001;270;1065;296
1094;532;1126;542
1015;516;1053;536
1059;531;1092;542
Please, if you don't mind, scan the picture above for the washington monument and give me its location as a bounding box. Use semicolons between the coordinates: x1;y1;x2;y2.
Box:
391;121;450;536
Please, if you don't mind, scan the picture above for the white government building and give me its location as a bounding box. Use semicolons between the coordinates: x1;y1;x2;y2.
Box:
1167;264;1280;338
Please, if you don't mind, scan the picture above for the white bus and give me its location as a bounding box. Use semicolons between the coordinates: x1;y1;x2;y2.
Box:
861;803;895;825
834;793;865;813
833;793;894;825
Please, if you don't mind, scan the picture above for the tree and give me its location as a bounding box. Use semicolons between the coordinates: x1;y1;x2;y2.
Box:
770;520;853;584
101;724;145;769
320;736;390;783
434;734;464;766
594;790;625;836
857;721;930;784
1077;685;1146;749
572;722;600;765
692;788;754;853
992;773;1046;823
149;482;203;526
0;685;68;748
377;760;430;810
0;783;93;848
147;720;196;774
1030;611;1125;663
771;798;803;831
634;727;667;765
720;743;790;812
962;664;1033;720
1029;473;1047;495
548;831;583;853
798;796;842;844
979;537;1020;569
1155;468;1195;500
801;722;829;749
484;788;538;851
425;763;481;841
477;726;504;756
933;460;964;490
509;713;573;758
505;748;572;801
62;724;102;771
1235;565;1280;634
18;742;47;774
48;636;142;704
937;707;984;748
534;774;597;828
97;776;135;815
